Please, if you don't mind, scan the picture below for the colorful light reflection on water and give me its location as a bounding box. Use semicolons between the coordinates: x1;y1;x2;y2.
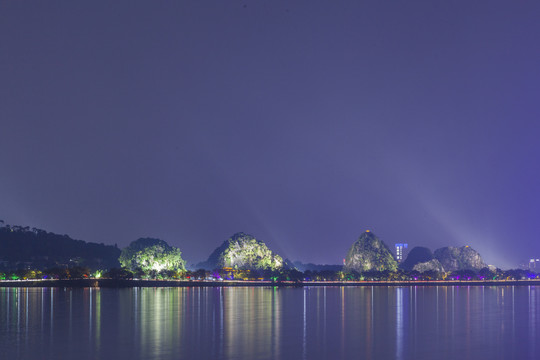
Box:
0;286;539;360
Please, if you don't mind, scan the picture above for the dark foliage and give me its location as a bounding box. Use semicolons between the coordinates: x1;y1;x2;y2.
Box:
105;268;133;280
0;224;120;271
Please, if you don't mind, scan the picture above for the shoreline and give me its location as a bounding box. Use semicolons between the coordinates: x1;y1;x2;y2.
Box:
1;278;540;288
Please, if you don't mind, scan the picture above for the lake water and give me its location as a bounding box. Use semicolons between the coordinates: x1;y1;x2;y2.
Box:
0;286;539;360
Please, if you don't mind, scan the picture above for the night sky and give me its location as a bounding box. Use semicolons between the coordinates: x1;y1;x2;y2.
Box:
1;1;539;269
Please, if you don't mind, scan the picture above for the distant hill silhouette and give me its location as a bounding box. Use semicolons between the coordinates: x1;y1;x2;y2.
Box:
400;246;434;270
0;222;120;270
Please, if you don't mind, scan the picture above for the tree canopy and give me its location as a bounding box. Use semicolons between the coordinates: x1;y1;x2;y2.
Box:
119;238;186;273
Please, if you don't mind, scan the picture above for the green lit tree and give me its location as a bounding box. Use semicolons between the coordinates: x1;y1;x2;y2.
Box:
119;238;186;275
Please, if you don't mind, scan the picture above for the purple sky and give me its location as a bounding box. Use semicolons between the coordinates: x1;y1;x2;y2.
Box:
1;1;539;268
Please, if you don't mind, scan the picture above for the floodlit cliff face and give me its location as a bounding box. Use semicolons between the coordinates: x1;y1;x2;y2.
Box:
413;259;445;273
204;233;284;270
344;231;398;272
434;246;486;271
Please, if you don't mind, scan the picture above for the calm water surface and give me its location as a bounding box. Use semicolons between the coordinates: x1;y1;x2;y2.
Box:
0;286;539;360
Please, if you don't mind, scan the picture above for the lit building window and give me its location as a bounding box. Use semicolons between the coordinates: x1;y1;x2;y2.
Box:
395;243;408;263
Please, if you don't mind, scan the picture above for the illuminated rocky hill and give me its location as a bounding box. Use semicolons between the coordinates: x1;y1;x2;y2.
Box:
434;246;486;271
344;231;398;272
412;258;445;273
200;232;284;270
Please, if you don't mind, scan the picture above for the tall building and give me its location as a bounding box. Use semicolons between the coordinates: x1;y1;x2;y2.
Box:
395;243;408;263
529;258;540;270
